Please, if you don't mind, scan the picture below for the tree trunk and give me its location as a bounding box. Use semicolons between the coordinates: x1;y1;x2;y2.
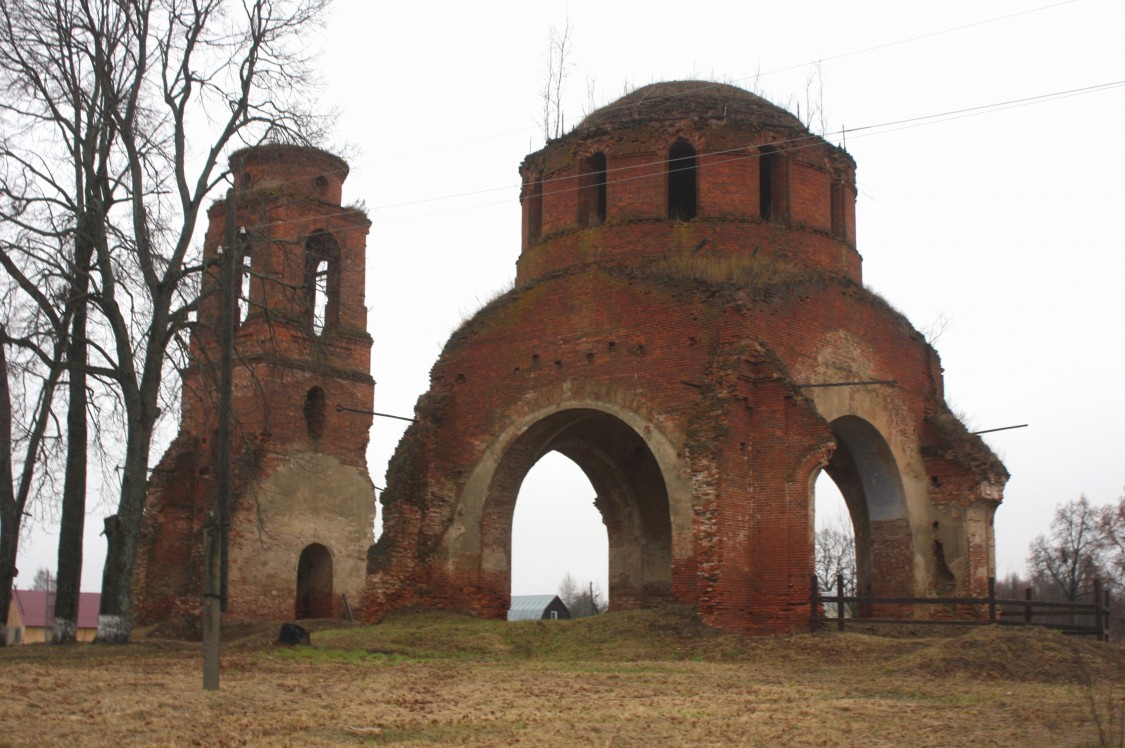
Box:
96;514;131;642
96;396;156;644
0;337;16;647
0;324;65;646
55;246;89;644
0;506;18;647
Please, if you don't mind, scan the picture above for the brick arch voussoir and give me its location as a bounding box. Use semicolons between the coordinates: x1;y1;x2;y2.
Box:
439;383;692;590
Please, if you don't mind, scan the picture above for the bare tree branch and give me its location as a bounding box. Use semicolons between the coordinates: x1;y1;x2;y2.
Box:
0;0;333;644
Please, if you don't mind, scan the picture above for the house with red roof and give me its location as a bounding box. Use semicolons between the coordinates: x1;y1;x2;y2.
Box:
5;589;100;644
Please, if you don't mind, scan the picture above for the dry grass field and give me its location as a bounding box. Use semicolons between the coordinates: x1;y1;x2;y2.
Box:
1;608;1123;747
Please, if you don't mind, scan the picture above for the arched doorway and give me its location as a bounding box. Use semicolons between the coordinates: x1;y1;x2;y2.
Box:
511;452;608;613
478;408;674;611
819;416;912;601
813;470;855;617
295;543;334;619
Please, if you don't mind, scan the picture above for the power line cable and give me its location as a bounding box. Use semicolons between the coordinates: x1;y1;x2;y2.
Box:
225;1;1091;216
233;78;1125;234
361;0;1082;165
729;0;1081;86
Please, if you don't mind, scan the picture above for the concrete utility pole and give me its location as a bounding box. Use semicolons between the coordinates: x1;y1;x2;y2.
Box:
202;511;220;690
203;190;238;690
218;194;237;610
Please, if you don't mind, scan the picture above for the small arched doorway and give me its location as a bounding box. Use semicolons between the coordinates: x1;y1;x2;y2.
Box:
295;543;334;619
478;408;674;612
818;416;912;601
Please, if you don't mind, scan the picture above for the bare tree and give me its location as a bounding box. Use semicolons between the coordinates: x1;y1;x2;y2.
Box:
815;514;856;617
557;572;603;618
1028;495;1105;603
0;305;68;646
541;17;573;141
32;566;55;592
921;311;952;347
1096;494;1125;581
994;570;1032;600
0;0;332;643
0;0;111;644
803;61;829;136
558;572;578;608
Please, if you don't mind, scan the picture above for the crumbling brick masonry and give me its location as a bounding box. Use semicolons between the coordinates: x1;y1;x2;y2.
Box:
364;82;1008;634
133;145;376;624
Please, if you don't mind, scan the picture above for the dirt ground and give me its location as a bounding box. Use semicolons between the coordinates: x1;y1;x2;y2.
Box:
1;609;1122;747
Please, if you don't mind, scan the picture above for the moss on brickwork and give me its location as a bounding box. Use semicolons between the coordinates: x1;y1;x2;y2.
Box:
923;405;1009;485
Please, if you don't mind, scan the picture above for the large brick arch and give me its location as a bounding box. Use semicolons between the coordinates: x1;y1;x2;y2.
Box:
366;82;1008;634
443;400;694;611
822;415;912;599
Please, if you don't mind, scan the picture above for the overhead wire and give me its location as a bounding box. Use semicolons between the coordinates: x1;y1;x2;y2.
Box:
727;0;1081;86
361;0;1082;166
229;0;1087;213
232;78;1125;236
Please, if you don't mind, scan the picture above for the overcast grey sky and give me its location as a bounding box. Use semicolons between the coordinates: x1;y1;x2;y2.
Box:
17;0;1125;601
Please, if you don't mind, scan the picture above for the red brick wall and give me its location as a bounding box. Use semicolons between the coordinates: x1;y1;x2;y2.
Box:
134;147;376;625
518;102;860;285
365;83;1007;635
365;263;1006;633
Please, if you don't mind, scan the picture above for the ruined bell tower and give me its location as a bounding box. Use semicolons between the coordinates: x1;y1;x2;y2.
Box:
134;145;376;623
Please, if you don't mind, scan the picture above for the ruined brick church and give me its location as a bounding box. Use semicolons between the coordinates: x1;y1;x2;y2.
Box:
135;81;1008;635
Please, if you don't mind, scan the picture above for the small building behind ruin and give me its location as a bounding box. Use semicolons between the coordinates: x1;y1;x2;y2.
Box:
508;595;571;621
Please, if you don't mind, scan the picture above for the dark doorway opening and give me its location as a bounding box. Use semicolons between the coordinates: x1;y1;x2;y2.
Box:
296;543;333;619
667;140;697;221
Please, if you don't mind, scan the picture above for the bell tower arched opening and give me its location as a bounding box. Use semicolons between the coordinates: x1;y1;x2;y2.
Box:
480;409;673;612
304;231;340;335
296;543;334;619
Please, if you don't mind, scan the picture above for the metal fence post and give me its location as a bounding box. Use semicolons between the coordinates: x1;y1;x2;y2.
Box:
836;573;846;632
1093;578;1105;642
810;575;819;632
988;576;996;623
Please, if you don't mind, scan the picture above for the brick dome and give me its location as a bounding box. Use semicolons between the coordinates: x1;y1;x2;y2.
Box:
576;80;806;133
229;144;350;205
518;81;860;285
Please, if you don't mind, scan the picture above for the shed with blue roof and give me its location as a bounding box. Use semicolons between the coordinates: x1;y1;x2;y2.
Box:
507;595;570;621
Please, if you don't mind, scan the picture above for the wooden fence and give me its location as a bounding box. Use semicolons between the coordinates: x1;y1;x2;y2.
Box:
810;574;1112;641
